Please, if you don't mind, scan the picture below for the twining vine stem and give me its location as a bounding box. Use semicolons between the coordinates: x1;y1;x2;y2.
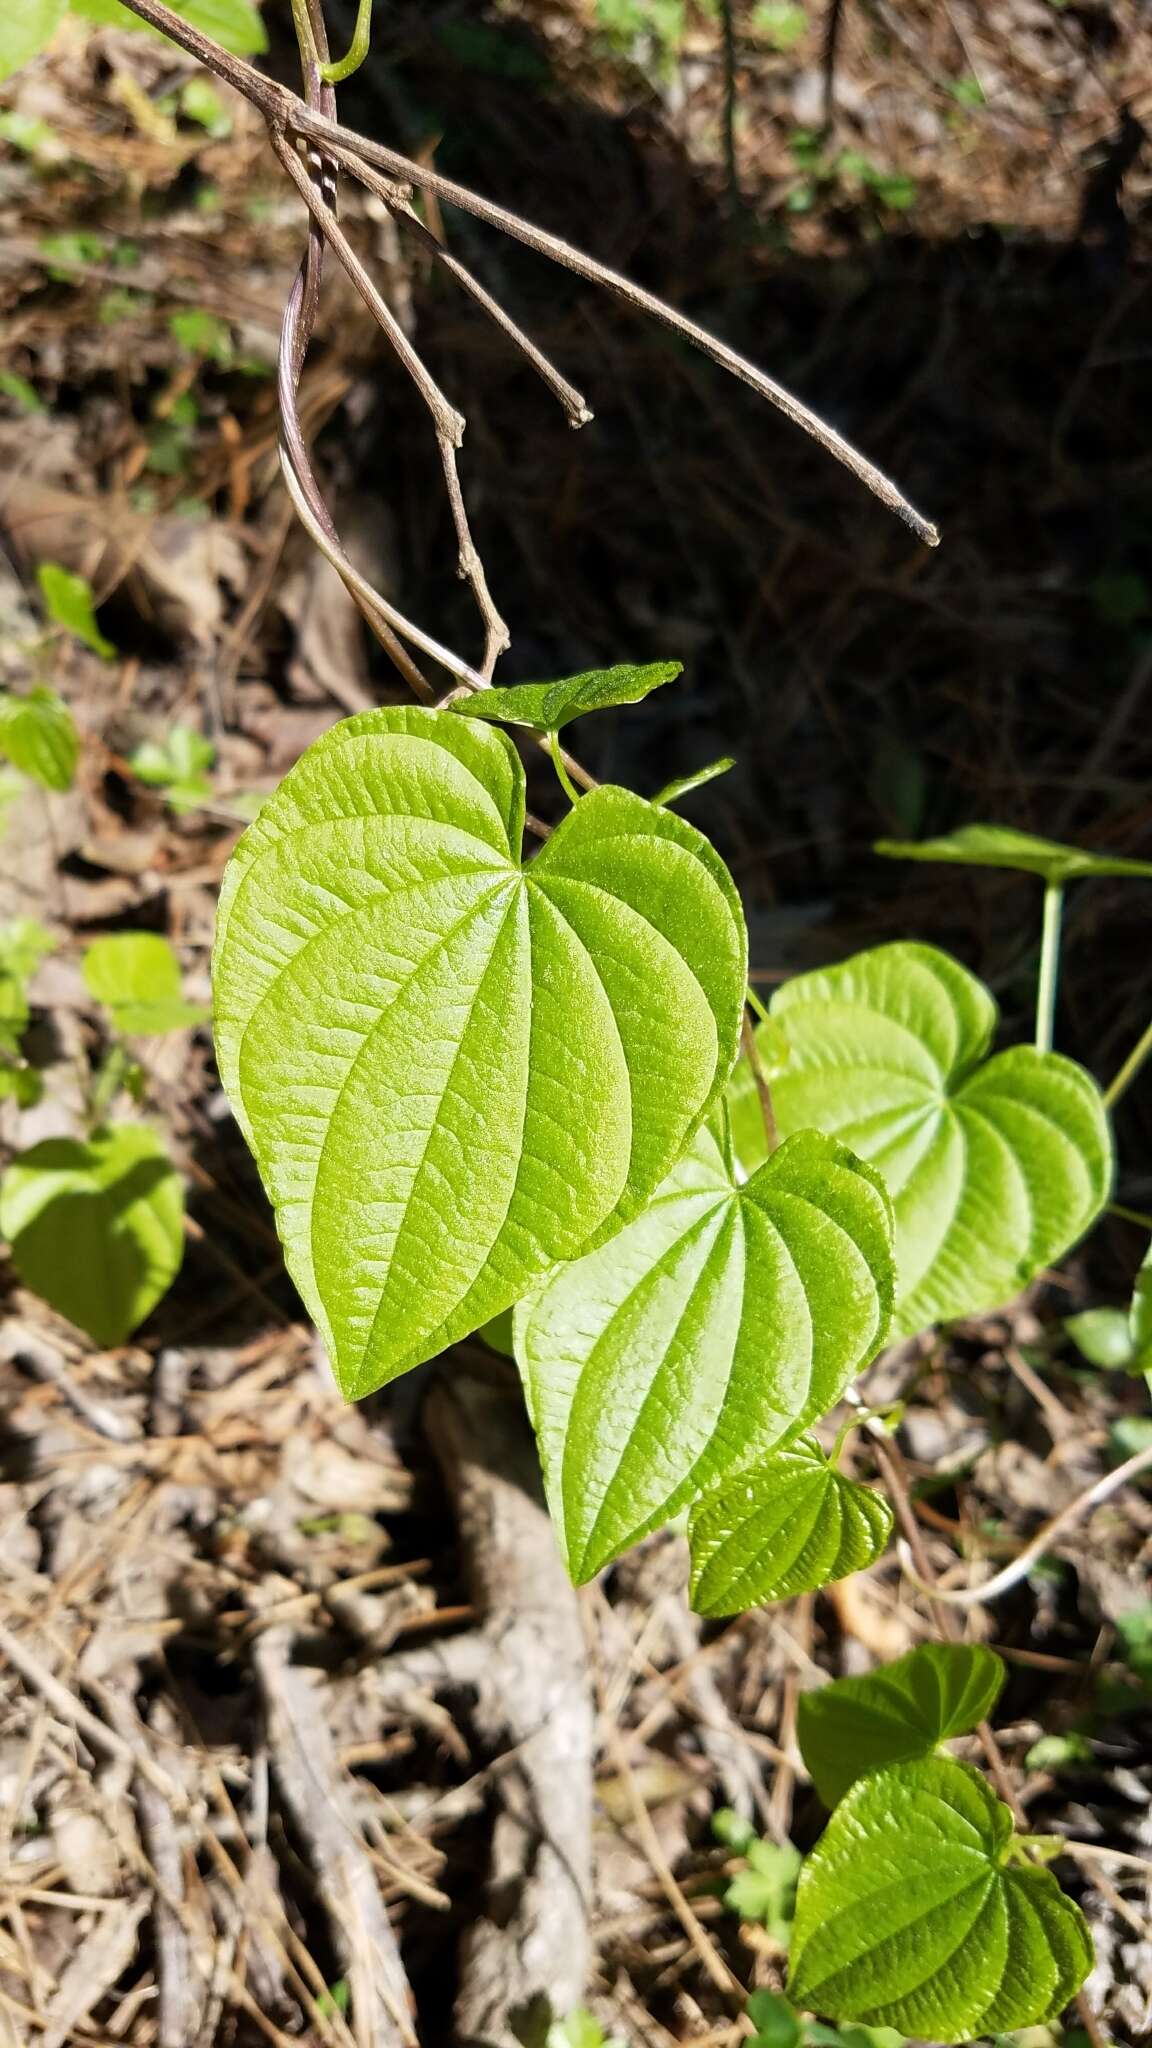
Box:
1034;880;1064;1054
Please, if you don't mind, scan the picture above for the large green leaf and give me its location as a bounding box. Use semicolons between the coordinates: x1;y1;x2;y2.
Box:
69;0;268;56
0;1125;184;1346
796;1641;1004;1809
0;688;79;791
515;1124;893;1581
1;0;65;80
213;706;746;1398
876;821;1152;887
787;1756;1093;2038
84;932;208;1035
730;944;1112;1336
451;661;681;732
688;1435;893;1616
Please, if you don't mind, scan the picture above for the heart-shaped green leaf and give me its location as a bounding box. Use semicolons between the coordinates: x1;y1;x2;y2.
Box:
796;1641;1004;1809
84;933;209;1035
213;706;746;1397
515;1123;894;1581
0;688;78;791
0;1125;184;1346
450;661;681;731
1;0;65;81
787;1756;1093;2038
688;1436;893;1616
876;821;1152;887
730;943;1112;1336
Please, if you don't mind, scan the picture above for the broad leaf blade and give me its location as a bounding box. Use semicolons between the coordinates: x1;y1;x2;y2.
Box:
516;1126;894;1582
876;821;1152;886
0;1125;184;1346
0;688;79;791
0;0;65;81
787;1756;1093;2039
688;1436;893;1616
450;661;682;731
730;943;1112;1335
213;706;746;1397
70;0;268;56
84;933;208;1034
796;1641;1005;1808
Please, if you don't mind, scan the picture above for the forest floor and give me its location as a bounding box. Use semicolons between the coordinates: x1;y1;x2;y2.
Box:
0;3;1151;2044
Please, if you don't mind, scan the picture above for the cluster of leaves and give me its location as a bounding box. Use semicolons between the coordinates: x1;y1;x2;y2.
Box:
1;0;265;85
0;931;204;1346
206;665;1138;2035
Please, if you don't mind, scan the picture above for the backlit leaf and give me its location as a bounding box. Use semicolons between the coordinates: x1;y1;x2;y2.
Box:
450;661;682;732
0;688;79;791
84;932;208;1035
515;1124;893;1581
0;1124;184;1346
651;757;735;808
37;561;115;660
688;1435;893;1616
0;0;65;82
213;706;746;1397
730;944;1112;1336
796;1641;1005;1809
787;1756;1093;2038
875;821;1152;887
70;0;268;57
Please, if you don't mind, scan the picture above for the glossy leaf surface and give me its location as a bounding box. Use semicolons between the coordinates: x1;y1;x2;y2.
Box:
876;821;1152;886
787;1756;1093;2038
214;706;746;1397
0;688;79;791
688;1435;893;1616
731;944;1112;1335
516;1124;893;1581
84;933;208;1035
0;1125;184;1346
796;1641;1004;1809
451;661;681;731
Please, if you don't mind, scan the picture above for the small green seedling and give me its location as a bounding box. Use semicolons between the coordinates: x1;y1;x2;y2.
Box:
0;688;79;792
83;932;209;1036
37;561;116;660
712;1810;801;1945
132;725;215;811
0;1124;184;1346
0;918;54;1104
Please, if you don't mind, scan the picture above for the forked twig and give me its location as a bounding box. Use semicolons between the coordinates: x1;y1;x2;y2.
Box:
104;0;939;707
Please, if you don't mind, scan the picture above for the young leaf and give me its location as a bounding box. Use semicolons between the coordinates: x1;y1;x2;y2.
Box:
744;1990;802;2048
83;933;208;1035
132;725;215;812
875;821;1152;888
0;1125;184;1346
515;1124;894;1581
787;1756;1093;2038
651;757;735;809
213;706;746;1397
725;1836;802;1943
0;688;79;791
69;0;268;57
0;0;65;82
1065;1305;1136;1370
37;561;115;660
796;1641;1005;1809
688;1435;893;1616
450;661;682;732
730;944;1112;1336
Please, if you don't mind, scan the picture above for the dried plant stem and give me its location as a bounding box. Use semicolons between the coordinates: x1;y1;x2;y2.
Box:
107;0;939;550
